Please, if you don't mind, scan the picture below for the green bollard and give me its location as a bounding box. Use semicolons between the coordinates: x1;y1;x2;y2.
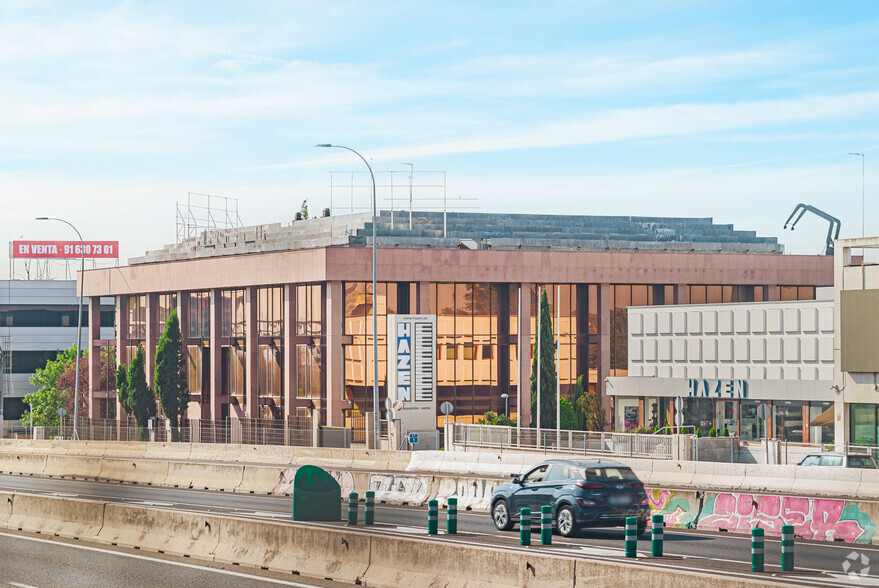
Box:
519;508;532;546
651;514;664;557
347;492;359;526
447;497;458;535
781;524;794;571
364;490;375;525
751;527;764;572
540;505;552;545
428;499;439;535
625;516;638;558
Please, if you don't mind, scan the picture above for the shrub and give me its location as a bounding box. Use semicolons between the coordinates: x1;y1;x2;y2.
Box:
709;427;717;437
722;427;730;437
695;427;702;437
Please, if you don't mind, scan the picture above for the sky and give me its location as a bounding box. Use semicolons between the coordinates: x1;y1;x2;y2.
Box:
2;1;879;276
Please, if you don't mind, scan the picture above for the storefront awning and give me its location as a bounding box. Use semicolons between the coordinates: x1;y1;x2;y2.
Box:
809;406;834;427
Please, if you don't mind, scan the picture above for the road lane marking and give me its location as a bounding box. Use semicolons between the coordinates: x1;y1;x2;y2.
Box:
0;532;322;587
9;582;40;588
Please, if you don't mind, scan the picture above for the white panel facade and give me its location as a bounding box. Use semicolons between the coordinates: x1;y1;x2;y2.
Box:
625;299;834;384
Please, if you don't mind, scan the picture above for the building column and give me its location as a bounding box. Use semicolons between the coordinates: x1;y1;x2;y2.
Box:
87;296;102;419
209;289;223;421
326;281;344;427
802;402;810;444
283;284;296;420
598;283;612;421
416;281;431;314
144;293;159;397
115;296;129;426
518;283;532;428
245;287;259;419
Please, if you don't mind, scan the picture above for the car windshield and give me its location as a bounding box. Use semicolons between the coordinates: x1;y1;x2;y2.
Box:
848;455;876;468
583;467;638;482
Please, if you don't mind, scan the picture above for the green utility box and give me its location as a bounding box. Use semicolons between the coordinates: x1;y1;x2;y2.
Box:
291;465;342;521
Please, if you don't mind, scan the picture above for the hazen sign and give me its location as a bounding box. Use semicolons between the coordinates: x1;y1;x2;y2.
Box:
387;314;437;435
12;240;119;259
687;379;749;398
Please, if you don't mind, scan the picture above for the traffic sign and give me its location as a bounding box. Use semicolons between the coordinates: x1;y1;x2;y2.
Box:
408;432;419;445
674;397;683;411
392;400;405;412
384;397;392;411
440;402;455;415
757;404;771;420
57;408;66;418
674;411;683;427
386;409;395;421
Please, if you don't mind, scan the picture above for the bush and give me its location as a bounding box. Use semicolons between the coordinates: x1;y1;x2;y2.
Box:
477;411;516;427
629;425;653;434
709;427;717;437
722;427;730;437
695;427;702;437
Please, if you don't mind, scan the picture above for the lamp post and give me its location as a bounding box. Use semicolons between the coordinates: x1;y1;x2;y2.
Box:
316;144;380;449
848;153;865;238
36;216;84;441
501;393;509;417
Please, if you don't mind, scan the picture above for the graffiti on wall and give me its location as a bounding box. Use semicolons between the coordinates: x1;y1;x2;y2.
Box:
272;468;355;495
649;488;699;528
698;493;877;544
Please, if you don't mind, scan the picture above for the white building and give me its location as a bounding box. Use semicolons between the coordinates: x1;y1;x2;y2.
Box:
0;280;115;428
607;295;835;443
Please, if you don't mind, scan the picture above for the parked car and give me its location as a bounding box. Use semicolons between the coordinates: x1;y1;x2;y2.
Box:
490;458;650;538
798;452;878;468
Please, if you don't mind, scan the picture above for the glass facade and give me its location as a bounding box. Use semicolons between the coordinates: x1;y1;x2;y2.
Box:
258;286;284;419
343;282;394;414
615;397;640;431
610;285;672;377
774;400;803;442
809;401;833;444
157;293;177;333
188;291;210;339
850;404;878;446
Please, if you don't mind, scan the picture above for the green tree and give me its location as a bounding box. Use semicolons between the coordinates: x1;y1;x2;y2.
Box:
572;375;587;430
20;386;65;428
118;344;157;440
477;411;516;426
559;398;578;430
577;387;609;432
300;199;309;219
20;345;115;427
154;310;189;441
530;288;557;428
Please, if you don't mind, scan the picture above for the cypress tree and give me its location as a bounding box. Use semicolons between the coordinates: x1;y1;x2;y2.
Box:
530;288;557;429
155;310;189;442
124;344;157;441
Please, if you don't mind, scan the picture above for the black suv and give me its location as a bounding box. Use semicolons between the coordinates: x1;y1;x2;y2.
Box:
490;458;650;537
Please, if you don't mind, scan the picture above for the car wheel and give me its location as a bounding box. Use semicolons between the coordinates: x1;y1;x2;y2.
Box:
492;499;514;531
556;505;578;538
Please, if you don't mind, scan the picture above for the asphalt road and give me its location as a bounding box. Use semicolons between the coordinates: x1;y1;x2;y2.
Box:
0;527;348;588
1;473;878;586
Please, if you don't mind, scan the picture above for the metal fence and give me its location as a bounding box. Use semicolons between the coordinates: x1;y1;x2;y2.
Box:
2;416;315;447
452;423;675;459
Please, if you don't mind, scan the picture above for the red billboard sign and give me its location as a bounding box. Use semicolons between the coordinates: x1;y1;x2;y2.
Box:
11;240;119;259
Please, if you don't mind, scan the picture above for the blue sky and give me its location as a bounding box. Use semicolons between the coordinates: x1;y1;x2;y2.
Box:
2;1;878;271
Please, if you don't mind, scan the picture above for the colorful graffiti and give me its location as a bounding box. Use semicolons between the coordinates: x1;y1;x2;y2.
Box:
698;493;877;544
649;488;699;528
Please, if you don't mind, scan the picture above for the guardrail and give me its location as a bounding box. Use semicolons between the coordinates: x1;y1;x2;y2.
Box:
452;423;675;459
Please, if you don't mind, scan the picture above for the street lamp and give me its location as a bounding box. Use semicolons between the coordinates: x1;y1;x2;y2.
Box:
500;393;509;417
36;216;84;441
848;153;865;238
315;144;380;449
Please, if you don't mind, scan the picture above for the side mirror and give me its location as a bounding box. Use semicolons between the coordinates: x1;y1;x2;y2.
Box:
511;476;521;484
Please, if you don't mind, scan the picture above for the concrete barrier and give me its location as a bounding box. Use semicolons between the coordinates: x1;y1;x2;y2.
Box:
649;459;695;488
237;465;285;494
97;502;221;559
688;461;748;491
795;465;861;498
187;443;242;463
0;452;46;475
366;533;575;588
213;518;370;582
165;461;244;491
44;455;103;480
368;473;431;506
7;493;104;539
0;492;12;526
573;557;784;587
144;442;192;460
99;458;169;485
858;470;879;498
741;465;796;494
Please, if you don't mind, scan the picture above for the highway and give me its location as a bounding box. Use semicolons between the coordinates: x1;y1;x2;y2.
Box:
1;473;878;586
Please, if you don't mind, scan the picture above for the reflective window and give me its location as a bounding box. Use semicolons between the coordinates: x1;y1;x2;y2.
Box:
188;291;210;339
774;401;803;442
127;295;146;339
258;286;283;337
221;289;246;338
157;293;177;333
